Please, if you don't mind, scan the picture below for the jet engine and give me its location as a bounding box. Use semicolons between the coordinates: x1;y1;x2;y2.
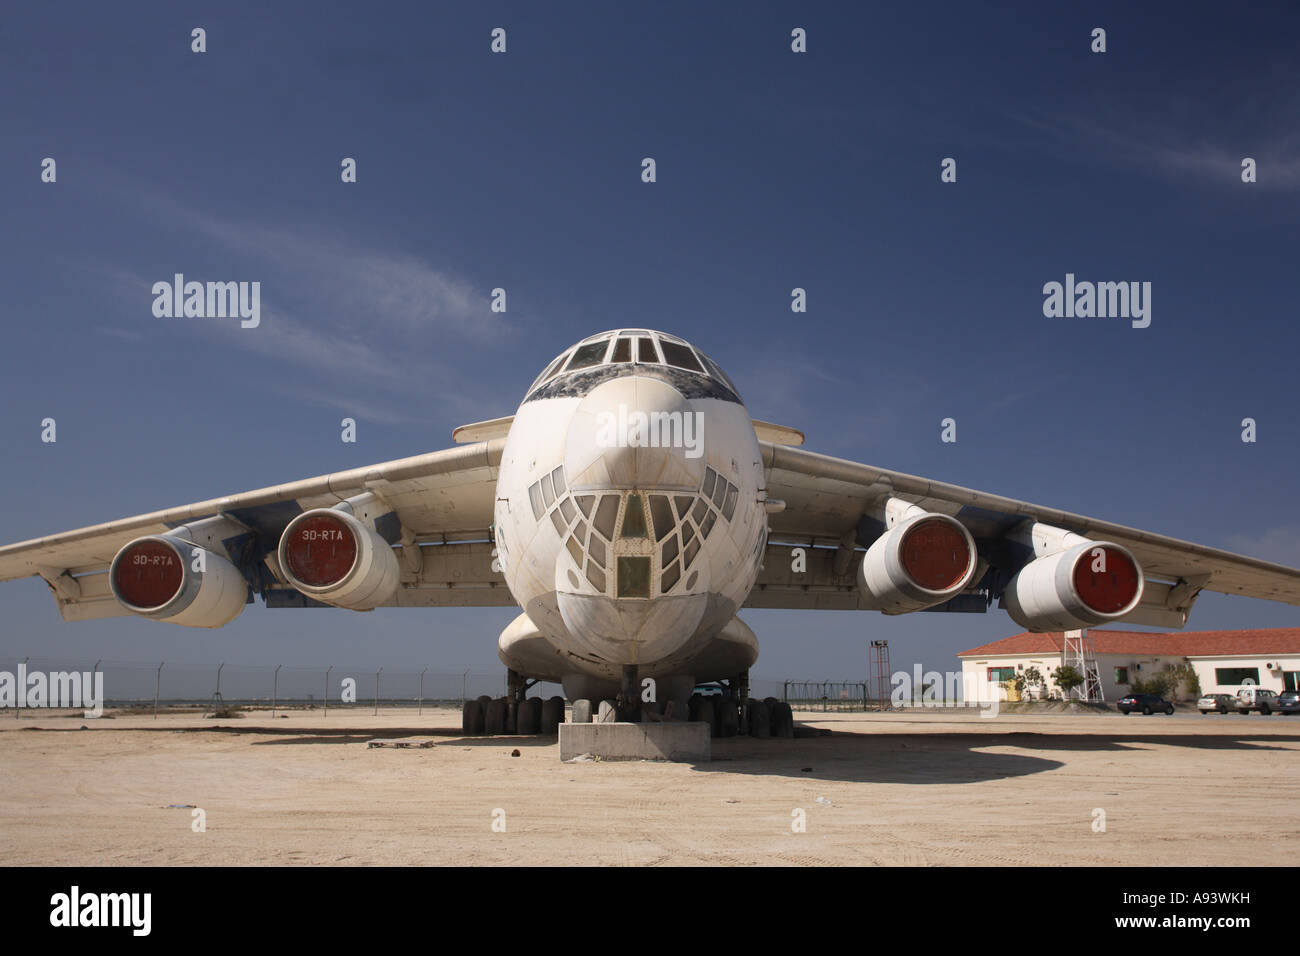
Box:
858;513;978;613
1002;539;1144;631
277;507;399;610
109;535;248;628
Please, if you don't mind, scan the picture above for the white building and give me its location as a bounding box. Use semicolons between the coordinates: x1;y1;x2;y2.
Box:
957;628;1300;702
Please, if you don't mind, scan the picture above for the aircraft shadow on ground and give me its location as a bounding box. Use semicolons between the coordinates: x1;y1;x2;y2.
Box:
16;725;1294;778
686;730;1297;784
693;735;1060;784
17;724;568;747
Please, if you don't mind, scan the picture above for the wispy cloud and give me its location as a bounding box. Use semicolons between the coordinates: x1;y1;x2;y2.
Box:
736;351;924;456
85;186;518;425
1226;527;1300;569
1008;70;1300;193
94;325;144;341
1007;105;1300;191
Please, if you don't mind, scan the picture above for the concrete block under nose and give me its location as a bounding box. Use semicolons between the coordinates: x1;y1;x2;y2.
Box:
559;721;711;762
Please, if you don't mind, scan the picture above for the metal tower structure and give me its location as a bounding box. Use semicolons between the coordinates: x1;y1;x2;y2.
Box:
1062;629;1104;702
868;640;892;711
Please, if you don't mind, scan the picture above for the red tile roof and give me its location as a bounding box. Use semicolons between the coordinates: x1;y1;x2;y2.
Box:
958;628;1300;659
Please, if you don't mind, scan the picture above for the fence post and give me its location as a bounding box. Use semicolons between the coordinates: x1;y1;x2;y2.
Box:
273;664;281;718
16;657;28;718
419;668;427;715
462;669;469;705
155;662;164;720
324;666;332;718
374;668;382;716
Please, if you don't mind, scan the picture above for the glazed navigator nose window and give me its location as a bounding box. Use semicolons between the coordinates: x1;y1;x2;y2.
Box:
620;494;647;538
616;556;650;598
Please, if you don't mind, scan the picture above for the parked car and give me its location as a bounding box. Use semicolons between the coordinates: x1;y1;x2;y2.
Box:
1118;693;1175;715
1197;693;1236;714
1236;687;1279;714
1277;690;1300;714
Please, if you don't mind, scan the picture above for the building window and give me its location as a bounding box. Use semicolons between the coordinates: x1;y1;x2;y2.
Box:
988;667;1016;682
1114;667;1129;684
1215;667;1260;686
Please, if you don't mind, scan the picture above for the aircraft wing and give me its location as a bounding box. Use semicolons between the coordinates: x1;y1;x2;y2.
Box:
746;441;1300;627
0;440;512;622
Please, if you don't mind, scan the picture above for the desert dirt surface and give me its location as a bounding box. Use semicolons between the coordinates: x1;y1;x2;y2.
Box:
1;706;1296;866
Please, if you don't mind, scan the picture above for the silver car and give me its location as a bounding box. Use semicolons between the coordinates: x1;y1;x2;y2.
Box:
1197;693;1234;714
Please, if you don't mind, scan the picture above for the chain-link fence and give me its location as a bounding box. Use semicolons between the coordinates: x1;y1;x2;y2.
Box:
0;657;538;713
0;658;884;715
782;680;871;711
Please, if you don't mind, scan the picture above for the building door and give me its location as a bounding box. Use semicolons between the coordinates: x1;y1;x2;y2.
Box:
1284;672;1299;692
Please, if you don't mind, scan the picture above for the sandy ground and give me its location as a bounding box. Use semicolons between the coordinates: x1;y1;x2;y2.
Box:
1;706;1296;866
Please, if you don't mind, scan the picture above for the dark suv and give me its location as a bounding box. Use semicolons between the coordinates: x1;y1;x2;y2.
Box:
1275;690;1300;714
1117;693;1175;715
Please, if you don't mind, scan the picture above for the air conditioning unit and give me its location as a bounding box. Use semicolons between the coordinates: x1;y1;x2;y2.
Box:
1266;662;1279;671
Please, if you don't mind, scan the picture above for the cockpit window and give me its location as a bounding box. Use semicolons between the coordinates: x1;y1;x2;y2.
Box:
566;339;609;371
699;353;738;394
528;349;571;393
659;340;704;373
526;331;742;402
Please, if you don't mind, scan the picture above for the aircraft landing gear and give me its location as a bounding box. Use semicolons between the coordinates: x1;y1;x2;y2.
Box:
734;670;750;735
683;671;789;739
616;664;641;722
461;670;564;737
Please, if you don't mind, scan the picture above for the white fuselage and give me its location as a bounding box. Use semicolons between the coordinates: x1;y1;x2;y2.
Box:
492;367;766;690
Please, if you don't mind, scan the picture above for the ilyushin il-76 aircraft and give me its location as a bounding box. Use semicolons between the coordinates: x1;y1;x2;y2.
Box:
3;329;1299;734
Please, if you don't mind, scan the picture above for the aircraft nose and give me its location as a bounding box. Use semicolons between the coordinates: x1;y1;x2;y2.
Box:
563;376;706;490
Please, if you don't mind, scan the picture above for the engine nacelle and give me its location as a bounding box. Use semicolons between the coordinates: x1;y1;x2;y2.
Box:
1003;540;1144;631
109;535;248;628
858;513;978;613
277;508;399;610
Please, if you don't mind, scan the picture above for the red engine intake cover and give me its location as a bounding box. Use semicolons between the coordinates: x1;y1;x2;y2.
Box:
113;539;184;609
900;517;971;592
1072;545;1140;614
284;513;358;587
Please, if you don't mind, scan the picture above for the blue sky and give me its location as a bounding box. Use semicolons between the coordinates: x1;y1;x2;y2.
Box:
1;1;1297;685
